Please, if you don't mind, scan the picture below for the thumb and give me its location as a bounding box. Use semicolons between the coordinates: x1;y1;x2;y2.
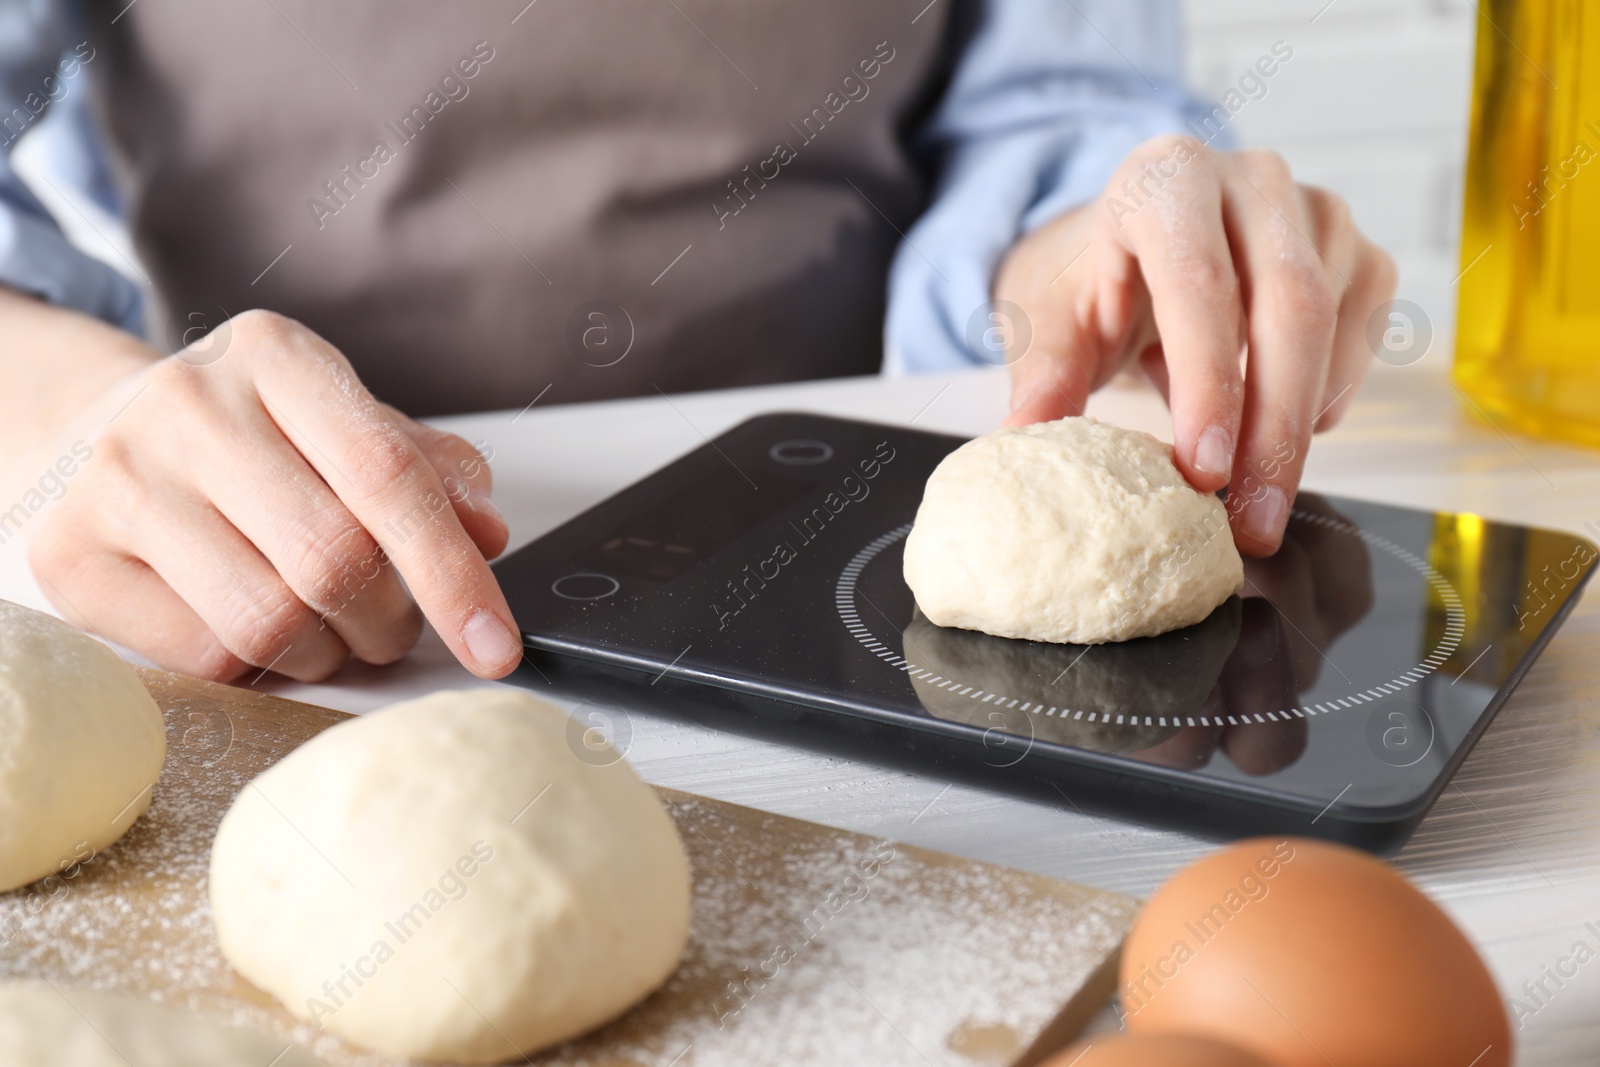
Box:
991;209;1104;428
1001;333;1095;427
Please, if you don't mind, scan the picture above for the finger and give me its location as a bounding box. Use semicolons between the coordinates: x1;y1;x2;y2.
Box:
1221;719;1308;776
1002;322;1098;427
996;212;1103;426
30;530;249;682
1287;495;1374;633
380;403;509;559
1132;724;1224;770
97;477;350;681
1318;233;1397;431
1111;138;1246;493
189;405;423;667
1241;537;1327;692
240;313;522;678
1219;153;1340;555
1137;342;1170;404
1219;600;1301;757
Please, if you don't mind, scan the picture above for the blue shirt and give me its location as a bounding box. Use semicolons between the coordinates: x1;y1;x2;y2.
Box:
0;0;1213;374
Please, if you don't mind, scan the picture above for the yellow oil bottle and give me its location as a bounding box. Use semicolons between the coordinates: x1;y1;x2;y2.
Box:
1456;0;1600;449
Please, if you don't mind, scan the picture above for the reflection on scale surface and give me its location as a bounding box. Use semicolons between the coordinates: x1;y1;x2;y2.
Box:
882;494;1474;803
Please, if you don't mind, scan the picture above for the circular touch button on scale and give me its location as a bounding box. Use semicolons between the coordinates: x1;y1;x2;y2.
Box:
551;573;621;601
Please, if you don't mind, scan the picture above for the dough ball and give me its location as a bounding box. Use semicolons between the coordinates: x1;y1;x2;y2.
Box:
0;984;327;1067
208;688;691;1064
904;417;1243;644
0;600;166;893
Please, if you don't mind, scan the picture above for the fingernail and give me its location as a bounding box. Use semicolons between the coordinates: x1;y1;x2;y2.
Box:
466;487;505;526
1194;425;1234;477
1243;486;1289;544
462;609;520;671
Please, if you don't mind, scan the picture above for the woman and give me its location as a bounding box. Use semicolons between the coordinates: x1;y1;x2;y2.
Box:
0;0;1394;682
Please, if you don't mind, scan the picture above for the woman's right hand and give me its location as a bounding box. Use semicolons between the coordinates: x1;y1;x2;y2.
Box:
27;308;524;683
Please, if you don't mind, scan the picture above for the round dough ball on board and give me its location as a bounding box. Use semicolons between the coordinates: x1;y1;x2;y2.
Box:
208;688;691;1064
903;417;1243;644
0;600;166;893
0;983;328;1067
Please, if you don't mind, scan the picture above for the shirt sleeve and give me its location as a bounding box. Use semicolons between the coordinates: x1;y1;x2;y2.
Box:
885;0;1220;374
0;0;142;332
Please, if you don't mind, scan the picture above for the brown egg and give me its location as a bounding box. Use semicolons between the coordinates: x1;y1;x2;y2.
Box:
1119;838;1511;1067
1041;1032;1280;1066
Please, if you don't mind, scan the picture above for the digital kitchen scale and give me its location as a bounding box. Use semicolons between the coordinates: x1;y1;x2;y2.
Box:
494;413;1596;853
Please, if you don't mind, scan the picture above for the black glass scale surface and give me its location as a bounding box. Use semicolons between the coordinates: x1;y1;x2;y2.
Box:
494;413;1596;853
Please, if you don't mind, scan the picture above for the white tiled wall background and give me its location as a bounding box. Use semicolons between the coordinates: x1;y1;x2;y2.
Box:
1181;0;1476;346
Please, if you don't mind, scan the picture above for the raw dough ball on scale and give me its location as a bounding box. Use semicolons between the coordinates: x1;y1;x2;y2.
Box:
904;417;1243;644
0;600;166;893
209;688;691;1064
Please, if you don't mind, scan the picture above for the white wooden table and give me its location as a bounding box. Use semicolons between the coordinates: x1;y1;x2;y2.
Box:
4;352;1598;1061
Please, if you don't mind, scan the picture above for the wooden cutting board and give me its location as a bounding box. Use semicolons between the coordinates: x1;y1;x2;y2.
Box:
0;670;1135;1067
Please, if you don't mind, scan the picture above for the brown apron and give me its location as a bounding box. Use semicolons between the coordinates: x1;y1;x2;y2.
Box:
82;0;957;415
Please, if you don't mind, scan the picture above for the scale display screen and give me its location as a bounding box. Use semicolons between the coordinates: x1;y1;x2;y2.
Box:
572;465;813;583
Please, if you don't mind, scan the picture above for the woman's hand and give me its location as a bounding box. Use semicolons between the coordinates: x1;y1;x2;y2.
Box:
993;135;1398;556
27;308;523;683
